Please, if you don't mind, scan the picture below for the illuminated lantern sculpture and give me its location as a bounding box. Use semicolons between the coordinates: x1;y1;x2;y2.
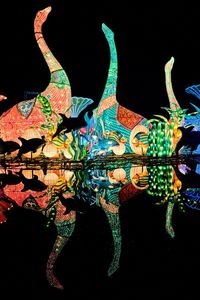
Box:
130;166;149;190
43;142;59;158
0;5;199;162
22;169;44;182
0;7;70;146
43;172;59;186
0;6;92;160
112;168;127;182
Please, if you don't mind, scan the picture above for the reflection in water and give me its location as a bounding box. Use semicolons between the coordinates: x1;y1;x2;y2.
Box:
0;156;199;290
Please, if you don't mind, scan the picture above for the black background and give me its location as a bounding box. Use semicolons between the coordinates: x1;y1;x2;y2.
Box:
0;0;200;298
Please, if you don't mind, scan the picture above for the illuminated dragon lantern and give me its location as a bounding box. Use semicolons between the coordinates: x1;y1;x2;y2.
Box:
1;6;198;161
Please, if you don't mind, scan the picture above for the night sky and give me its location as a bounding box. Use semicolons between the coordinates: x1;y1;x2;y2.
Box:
0;0;200;298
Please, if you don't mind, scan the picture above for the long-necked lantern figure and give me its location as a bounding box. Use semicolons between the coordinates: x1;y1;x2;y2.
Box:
0;6;199;161
0;5;200;291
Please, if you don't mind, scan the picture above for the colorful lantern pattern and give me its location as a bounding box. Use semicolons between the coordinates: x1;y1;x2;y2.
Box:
0;7;199;161
0;5;200;291
0;157;199;289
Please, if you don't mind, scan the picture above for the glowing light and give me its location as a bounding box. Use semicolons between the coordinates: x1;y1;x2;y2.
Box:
43;142;59;158
43;172;59;186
